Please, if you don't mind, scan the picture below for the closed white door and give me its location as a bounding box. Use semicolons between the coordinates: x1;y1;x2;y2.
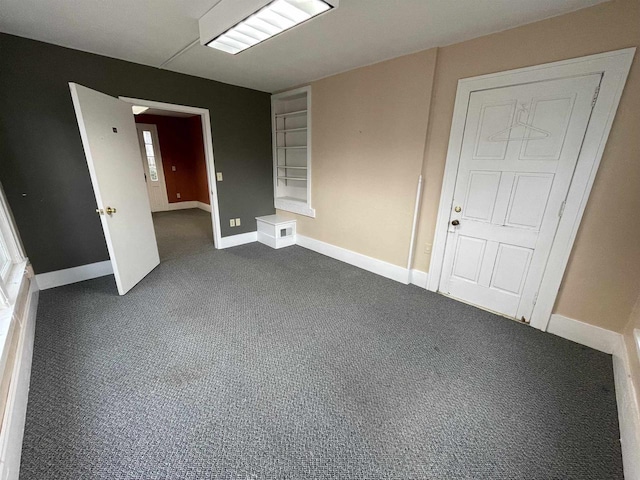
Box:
136;124;169;212
69;83;160;295
439;74;601;320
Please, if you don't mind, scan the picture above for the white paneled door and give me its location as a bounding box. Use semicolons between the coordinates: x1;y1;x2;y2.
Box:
69;83;160;295
440;74;601;320
136;124;169;212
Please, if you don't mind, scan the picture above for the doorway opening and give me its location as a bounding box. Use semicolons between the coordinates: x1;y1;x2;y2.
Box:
132;108;213;261
122;98;223;259
70;84;223;294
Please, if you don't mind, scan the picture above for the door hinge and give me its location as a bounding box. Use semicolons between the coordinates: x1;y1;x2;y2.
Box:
592;85;601;108
532;292;538;306
558;200;566;218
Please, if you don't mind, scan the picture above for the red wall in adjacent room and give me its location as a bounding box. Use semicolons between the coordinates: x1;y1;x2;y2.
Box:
134;114;210;205
188;116;211;205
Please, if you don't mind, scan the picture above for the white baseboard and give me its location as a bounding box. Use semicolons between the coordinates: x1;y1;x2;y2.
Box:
547;313;640;477
410;269;429;288
291;235;431;287
296;235;410;284
0;280;39;480
160;201;210;212
34;260;113;290
197;202;212;213
218;231;258;249
612;337;640;480
166;201;198;211
547;314;621;354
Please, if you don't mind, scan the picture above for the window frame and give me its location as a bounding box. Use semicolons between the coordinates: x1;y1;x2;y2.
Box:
142;130;160;182
0;184;27;307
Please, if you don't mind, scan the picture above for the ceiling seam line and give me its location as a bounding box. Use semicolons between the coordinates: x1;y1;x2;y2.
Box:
159;37;200;69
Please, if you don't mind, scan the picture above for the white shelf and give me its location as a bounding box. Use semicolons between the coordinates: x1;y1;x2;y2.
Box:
276;127;307;133
255;214;296;226
276;196;307;203
275;109;307;118
272;85;313;218
275;196;316;217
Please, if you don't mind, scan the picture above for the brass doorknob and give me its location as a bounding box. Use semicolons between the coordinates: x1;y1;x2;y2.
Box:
106;206;117;215
451;219;460;226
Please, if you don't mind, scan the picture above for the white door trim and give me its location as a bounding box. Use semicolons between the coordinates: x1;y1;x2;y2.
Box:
427;48;635;331
119;97;222;250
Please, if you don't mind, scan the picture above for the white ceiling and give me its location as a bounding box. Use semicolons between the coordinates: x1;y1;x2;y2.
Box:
0;0;607;92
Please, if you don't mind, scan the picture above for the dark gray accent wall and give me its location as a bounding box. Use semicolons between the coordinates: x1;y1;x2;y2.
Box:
0;33;274;274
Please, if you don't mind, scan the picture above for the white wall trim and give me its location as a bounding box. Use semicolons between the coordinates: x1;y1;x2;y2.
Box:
119;97;222;250
613;337;640;480
407;175;423;272
218;231;258;249
197;201;212;212
34;260;113;290
160;201;211;212
296;235;410;284
410;269;429;288
547;313;640;477
547;314;621;354
427;48;635;332
166;201;198;211
0;280;39;480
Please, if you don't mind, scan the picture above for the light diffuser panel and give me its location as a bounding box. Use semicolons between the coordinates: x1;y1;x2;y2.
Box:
207;0;333;54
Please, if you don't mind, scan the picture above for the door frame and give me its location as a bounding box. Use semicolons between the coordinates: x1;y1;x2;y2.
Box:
119;97;222;249
427;48;635;331
135;123;170;212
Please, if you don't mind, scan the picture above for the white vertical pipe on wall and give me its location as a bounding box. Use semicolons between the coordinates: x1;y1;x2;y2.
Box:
407;175;423;275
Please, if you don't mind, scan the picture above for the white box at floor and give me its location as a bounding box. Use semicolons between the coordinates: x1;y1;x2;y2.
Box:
256;214;296;249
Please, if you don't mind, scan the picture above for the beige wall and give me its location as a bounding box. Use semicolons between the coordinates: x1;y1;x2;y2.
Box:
413;0;640;331
279;49;437;267
280;0;640;332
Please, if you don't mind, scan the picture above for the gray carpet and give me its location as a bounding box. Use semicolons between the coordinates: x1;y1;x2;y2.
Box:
152;208;214;261
21;241;623;478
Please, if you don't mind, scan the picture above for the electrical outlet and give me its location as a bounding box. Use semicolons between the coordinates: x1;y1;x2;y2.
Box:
235;218;241;226
176;193;181;199
172;165;176;171
424;243;432;255
230;219;235;227
216;172;223;181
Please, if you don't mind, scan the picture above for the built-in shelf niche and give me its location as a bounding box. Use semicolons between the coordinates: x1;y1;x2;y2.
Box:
271;86;315;218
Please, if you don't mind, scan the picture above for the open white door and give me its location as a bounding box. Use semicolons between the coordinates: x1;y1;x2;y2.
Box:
70;83;160;295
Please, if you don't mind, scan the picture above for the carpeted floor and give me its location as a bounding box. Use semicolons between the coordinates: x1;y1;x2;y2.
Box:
152;208;214;261
20;222;623;478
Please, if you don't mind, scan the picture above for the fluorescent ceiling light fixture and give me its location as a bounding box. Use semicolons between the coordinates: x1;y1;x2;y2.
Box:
131;106;149;115
206;0;335;55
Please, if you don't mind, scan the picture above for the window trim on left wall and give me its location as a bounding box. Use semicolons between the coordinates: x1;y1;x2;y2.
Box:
0;182;37;480
0;184;27;308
